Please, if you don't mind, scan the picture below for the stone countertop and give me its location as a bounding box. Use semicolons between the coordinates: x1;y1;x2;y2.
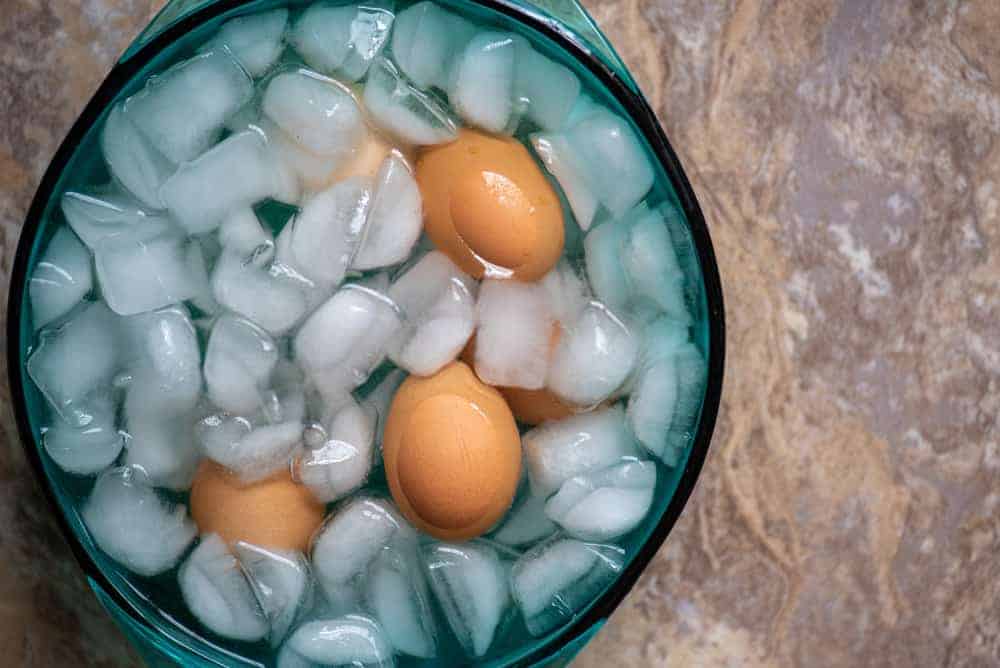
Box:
0;1;997;666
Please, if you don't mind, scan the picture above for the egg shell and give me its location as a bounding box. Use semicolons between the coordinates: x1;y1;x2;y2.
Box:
189;460;325;552
383;361;521;540
416;129;564;281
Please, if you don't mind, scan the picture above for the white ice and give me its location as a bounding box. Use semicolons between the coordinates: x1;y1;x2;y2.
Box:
179;534;269;642
363;58;459;146
583;218;630;312
61;187;152;249
539;259;589;327
43;393;123;476
30;227;93;330
27;300;120;426
530;134;597;231
258;117;346;194
490;477;556;547
547;302;638;407
218;208;275;261
125;50;253;164
353;155;423;270
511;538;624;636
101;103;174;209
262;71;366;157
544;460;656;541
475;279;553;389
235;542;313;647
211;251;312;336
366;547;437;658
290;3;394;81
278;615;394;668
199;415;303;483
203;9;288;78
449;32;516;133
81;466;197;577
512;39;580;132
294;285;402;406
387;251;476;377
522;405;640;496
295;399;375;503
161;130;284;234
657;342;707;466
423;541;509;657
204;314;279;415
621;205;689;322
359;367;407;446
391;1;475;90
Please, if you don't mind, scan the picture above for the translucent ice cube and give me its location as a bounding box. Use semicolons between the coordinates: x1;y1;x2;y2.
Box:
622;205;688;322
366;547;437;658
294;285;402;406
661;342;707;465
449;32;516;134
42;393;123;476
212;251;311;335
205;314;280;415
199;415;303;483
353;155;422;270
218;208;275;261
583;218;630;312
262;71;366;157
101;103;174;209
538;259;589;327
363;58;459;146
258;117;346;194
278;615;394;668
544;460;656;541
359;367;407;446
512;39;580;132
530;134;597;231
511;538;624;636
290;3;394;81
387;251;476;376
27;301;120;425
391;1;474;90
475;279;553;389
122;403;202;491
179;534;269;642
235;542;314;647
161;130;283;234
29;227;93;330
61;188;152;249
547;302;638;406
490;476;556;547
295;399;375;503
522;405;640;497
203;9;288;78
81;466;197;576
126;50;253;164
423;542;509;657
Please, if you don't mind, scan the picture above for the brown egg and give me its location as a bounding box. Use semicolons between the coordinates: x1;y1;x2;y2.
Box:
189;460;325;552
416;129;564;281
383;361;522;540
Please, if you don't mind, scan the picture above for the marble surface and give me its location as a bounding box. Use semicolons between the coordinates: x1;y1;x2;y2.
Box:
0;0;997;665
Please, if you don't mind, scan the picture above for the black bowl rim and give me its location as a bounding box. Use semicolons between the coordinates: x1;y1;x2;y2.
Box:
6;0;726;665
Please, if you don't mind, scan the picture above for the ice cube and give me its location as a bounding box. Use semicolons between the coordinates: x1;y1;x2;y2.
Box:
475;279;553;389
258;118;346;194
622;206;688;322
122;406;202;491
94;218;202;316
511;538;624;636
161;130;284;234
490;477;556;547
205;314;280;415
544;460;656;541
219;208;275;261
391;1;475;90
294;285;402;406
530;133;598;231
30;227;93;329
81;466;197;576
295;399;375;503
625;316;687;462
512;40;580;132
203;9;288;78
179;534;269;642
449;32;516;133
291;3;394;81
538;259;589;327
199;415;303;483
363;58;459;146
235;542;314;647
522;405;640;496
353;155;422;270
277;178;372;291
262;71;366;157
278;615;394;668
547;302;638;407
359;367;407;446
185;240;220;316
61;188;152;249
42;393;123;476
311;497;415;609
387;251;475;376
212;251;311;335
583;218;630;312
659;342;707;465
101;103;174;209
366;547;437;658
126;50;253;164
27;301;120;425
423;542;509;657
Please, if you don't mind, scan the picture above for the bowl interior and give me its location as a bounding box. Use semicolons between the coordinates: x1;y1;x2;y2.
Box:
9;0;724;665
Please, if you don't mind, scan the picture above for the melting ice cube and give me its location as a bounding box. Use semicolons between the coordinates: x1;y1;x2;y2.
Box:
512;38;580;132
42;392;123;476
204;314;280;415
366;546;437;658
290;3;395;81
363;58;459;146
475;279;553;389
544;460;656;541
449;32;516;134
235;542;314;647
277;615;394;668
61;187;152;249
391;1;475;90
100;103;174;209
295;398;375;503
29;227;93;330
262;70;367;157
199;415;303;484
353;155;423;271
202;9;288;78
211;250;312;336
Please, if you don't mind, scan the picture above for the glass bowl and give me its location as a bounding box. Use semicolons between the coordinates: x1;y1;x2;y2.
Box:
6;0;725;665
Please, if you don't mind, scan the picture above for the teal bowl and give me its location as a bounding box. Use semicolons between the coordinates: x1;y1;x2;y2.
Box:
7;0;724;665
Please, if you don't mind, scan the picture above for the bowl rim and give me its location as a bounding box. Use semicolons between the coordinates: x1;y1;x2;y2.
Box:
6;0;726;665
